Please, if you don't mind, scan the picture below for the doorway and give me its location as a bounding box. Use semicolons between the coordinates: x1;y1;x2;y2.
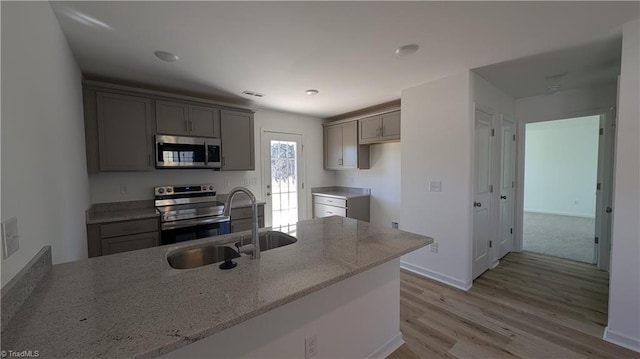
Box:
522;115;604;264
261;131;304;232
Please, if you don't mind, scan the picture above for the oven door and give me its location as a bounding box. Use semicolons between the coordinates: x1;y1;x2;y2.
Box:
156;135;221;169
161;217;230;245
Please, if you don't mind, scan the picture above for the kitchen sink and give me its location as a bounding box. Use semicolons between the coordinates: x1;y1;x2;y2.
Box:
235;231;297;253
167;245;240;270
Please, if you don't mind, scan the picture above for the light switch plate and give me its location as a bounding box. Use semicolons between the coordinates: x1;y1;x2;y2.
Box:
2;217;20;259
429;181;442;192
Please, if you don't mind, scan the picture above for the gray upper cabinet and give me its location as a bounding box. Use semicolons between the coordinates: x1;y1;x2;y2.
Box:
156;100;189;136
220;109;255;170
359;116;380;143
358;110;401;144
189;104;220;137
156;100;221;138
324;121;369;170
96;92;154;171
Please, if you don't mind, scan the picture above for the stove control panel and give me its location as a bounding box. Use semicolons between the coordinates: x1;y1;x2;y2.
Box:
155;184;216;196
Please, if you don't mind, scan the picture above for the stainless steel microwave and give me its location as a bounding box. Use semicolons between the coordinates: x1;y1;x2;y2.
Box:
155;135;221;169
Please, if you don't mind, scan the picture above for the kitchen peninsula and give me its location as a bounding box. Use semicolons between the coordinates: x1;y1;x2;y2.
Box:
1;216;431;358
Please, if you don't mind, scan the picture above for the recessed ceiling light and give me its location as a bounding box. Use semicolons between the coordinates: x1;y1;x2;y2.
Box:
395;44;419;57
154;51;179;63
305;89;319;95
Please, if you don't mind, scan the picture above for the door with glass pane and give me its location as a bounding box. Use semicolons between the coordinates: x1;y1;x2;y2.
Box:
262;131;304;231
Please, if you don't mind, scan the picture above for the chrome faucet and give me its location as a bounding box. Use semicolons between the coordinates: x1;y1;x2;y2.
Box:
223;187;260;259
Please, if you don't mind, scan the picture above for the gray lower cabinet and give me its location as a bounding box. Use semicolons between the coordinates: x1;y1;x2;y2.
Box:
87;217;160;257
324;121;369;170
358;110;401;144
95;92;154;171
312;195;370;222
221;110;255;170
230;205;265;233
156;100;221;138
101;232;159;256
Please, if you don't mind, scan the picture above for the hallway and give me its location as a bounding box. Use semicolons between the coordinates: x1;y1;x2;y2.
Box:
389;252;638;358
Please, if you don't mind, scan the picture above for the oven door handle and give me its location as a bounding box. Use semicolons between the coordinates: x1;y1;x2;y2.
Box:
204;141;209;166
161;216;230;231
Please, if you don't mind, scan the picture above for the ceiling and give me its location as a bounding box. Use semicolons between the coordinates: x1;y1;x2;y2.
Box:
473;37;622;99
50;1;639;118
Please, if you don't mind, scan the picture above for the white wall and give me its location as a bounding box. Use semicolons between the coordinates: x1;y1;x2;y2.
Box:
400;71;474;290
1;2;90;285
161;259;402;359
524;116;600;218
89;108;333;221
605;19;640;353
335;142;401;228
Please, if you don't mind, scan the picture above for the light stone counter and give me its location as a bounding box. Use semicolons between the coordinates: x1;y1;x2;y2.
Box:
311;186;371;199
86;200;159;224
1;216;431;358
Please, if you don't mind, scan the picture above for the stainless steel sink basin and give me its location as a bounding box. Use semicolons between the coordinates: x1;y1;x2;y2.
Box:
167;245;240;269
235;231;297;252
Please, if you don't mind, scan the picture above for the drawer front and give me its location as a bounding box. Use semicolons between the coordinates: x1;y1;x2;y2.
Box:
100;218;159;239
230;205;265;220
101;232;159;256
314;203;347;218
313;196;346;208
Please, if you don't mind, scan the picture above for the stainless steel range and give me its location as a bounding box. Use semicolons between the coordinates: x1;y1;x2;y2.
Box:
154;183;230;245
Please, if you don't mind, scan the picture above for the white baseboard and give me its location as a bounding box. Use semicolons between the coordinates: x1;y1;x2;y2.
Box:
524;209;595;219
368;332;404;359
400;261;472;291
604;326;640;353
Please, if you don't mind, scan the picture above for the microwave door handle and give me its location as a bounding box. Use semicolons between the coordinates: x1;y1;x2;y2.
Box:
204;141;208;166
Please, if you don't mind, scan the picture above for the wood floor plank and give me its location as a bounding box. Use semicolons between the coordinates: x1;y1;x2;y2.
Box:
388;252;640;359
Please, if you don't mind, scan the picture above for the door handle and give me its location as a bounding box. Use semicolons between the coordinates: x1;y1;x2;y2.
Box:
473;201;482;208
266;192;271;196
606;206;612;213
204;142;208;165
500;195;507;200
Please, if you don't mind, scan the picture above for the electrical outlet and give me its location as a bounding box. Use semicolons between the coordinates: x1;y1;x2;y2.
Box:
430;242;438;253
2;217;20;259
429;181;442;192
391;221;399;229
119;184;128;195
305;335;318;359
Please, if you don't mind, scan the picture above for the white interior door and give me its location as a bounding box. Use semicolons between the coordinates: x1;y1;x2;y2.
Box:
262;131;304;232
595;110;615;270
473;108;494;279
499;116;516;258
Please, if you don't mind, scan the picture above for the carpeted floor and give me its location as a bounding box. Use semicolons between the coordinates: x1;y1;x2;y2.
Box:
523;211;595;264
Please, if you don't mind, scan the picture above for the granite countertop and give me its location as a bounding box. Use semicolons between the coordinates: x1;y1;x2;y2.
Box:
311;186;371;199
1;217;431;358
312;191;370;199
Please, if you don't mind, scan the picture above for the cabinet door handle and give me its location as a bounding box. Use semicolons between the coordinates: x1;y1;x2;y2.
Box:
222;155;226;167
184;120;188;132
148;154;152;166
189;121;193;132
204;142;208;165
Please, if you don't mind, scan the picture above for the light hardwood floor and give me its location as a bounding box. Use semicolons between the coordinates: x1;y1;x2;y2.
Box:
388;251;640;359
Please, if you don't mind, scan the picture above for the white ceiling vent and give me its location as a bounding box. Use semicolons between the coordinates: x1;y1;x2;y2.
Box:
242;90;266;98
